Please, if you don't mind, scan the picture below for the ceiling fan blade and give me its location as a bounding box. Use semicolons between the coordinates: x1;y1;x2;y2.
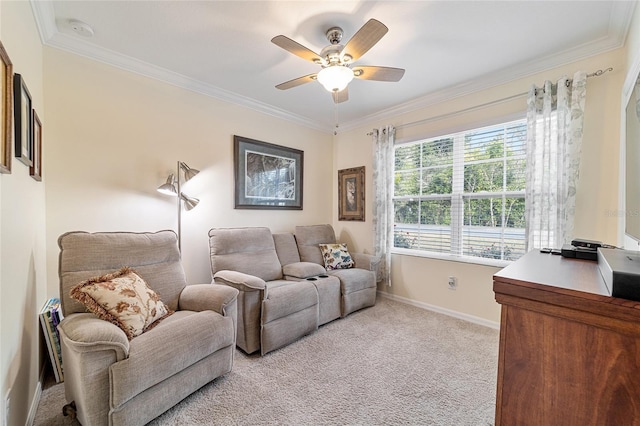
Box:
271;35;323;64
275;73;317;90
341;19;388;62
332;87;349;104
353;66;405;82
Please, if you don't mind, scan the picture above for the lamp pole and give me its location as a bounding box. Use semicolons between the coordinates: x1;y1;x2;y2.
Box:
176;160;183;253
157;161;199;254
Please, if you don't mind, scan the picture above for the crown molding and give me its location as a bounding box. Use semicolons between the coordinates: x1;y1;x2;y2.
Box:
337;1;636;133
31;1;635;136
30;0;57;44
30;1;332;133
47;32;330;133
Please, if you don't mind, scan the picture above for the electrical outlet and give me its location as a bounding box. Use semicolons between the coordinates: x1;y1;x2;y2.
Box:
448;276;457;290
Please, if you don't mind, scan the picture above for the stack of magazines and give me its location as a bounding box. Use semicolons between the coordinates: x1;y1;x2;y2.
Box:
39;297;64;383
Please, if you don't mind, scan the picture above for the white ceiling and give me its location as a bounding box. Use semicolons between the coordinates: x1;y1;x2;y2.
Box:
31;1;636;133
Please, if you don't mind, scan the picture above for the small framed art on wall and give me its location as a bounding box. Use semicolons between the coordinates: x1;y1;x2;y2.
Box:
338;166;365;221
14;73;32;167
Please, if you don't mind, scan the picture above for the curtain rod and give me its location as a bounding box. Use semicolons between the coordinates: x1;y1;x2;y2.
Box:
367;67;613;135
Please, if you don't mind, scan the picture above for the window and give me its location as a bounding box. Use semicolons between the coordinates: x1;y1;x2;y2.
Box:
393;119;527;262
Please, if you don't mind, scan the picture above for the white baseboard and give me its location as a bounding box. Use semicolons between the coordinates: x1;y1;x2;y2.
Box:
26;368;46;426
377;291;500;330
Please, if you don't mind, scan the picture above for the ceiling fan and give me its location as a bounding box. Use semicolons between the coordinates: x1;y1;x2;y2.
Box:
271;18;405;103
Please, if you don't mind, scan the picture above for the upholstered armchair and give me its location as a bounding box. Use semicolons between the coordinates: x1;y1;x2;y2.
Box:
57;230;238;426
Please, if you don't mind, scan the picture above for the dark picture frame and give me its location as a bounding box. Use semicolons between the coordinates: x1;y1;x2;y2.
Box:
234;135;303;210
30;110;42;181
338;166;365;221
0;41;12;174
14;73;32;167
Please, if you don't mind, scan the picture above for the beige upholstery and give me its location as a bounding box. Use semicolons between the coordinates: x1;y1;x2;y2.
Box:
209;226;379;355
209;227;318;355
295;224;378;316
58;230;238;426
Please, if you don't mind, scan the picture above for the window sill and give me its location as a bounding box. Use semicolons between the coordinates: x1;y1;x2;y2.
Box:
391;247;512;268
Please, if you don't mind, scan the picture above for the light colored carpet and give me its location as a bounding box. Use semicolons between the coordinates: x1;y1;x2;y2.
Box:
33;296;499;425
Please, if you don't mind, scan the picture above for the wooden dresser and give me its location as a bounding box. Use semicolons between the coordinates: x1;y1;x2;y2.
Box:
493;250;640;426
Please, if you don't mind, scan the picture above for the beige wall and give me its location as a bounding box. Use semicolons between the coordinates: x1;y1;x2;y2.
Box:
622;1;640;249
334;48;626;324
0;1;47;425
43;47;333;292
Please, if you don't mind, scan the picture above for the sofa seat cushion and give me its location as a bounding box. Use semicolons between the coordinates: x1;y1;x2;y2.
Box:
329;268;376;294
110;310;234;408
262;281;318;324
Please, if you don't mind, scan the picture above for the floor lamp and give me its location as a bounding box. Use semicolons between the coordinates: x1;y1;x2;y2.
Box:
157;161;200;252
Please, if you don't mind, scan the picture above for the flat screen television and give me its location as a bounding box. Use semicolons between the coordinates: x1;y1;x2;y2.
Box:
625;70;640;243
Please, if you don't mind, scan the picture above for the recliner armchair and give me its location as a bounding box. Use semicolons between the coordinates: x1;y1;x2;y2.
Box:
57;230;238;426
209;227;319;356
294;224;378;316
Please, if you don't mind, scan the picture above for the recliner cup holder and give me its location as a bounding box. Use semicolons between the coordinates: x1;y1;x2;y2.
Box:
318;275;329;278
306;277;317;281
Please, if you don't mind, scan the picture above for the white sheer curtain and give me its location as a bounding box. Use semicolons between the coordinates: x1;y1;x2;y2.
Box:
525;71;587;250
372;125;395;286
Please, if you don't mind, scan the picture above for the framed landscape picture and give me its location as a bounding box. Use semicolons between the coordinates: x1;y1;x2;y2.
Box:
14;73;32;167
234;135;303;210
0;41;12;174
338;166;365;221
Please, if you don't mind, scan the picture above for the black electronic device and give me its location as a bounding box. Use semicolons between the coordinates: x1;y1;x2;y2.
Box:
561;244;598;261
571;238;602;249
561;244;576;258
597;247;640;300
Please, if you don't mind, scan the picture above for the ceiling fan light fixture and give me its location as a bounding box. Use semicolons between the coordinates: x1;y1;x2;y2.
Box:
317;66;354;92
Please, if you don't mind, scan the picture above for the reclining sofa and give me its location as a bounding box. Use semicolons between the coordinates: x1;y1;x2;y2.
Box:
209;224;379;356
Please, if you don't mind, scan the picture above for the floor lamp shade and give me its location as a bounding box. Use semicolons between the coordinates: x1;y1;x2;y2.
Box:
180;193;199;210
157;174;177;196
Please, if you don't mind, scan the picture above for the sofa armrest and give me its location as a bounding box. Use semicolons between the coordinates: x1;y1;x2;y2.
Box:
352;252;382;281
213;270;266;293
179;284;239;317
58;313;129;360
282;262;326;279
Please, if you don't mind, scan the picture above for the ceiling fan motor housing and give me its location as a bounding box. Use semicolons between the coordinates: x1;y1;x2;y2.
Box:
319;44;346;66
326;27;343;44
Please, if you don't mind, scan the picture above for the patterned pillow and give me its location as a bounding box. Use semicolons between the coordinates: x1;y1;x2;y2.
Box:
70;267;173;340
319;243;355;270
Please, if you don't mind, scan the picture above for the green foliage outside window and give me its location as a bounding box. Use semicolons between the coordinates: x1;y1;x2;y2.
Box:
393;120;527;262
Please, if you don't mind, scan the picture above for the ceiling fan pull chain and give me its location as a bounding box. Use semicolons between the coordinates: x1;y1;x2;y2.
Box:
334;101;339;135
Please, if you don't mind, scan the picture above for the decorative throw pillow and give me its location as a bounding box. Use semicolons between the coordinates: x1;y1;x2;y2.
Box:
319;243;355;270
70;266;173;340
